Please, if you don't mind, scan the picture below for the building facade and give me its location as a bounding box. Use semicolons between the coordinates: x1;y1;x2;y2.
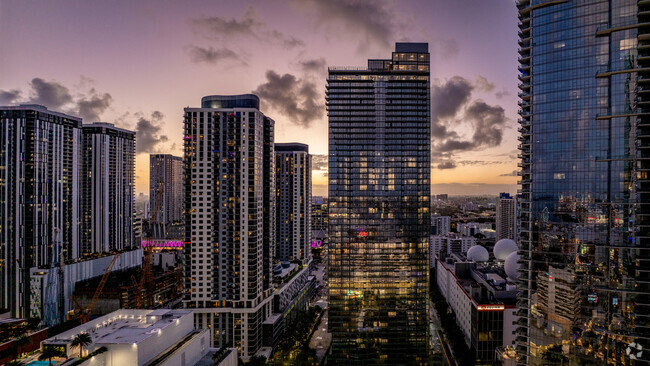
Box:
431;214;451;236
81;123;136;254
430;234;477;265
149;154;183;229
517;0;650;363
495;192;515;242
327;42;430;364
435;255;517;364
0;105;82;318
275;143;311;264
183;95;275;358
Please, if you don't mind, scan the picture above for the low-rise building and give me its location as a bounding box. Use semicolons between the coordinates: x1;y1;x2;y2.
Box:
434;254;518;364
43;309;210;366
29;249;143;321
430;234;477;266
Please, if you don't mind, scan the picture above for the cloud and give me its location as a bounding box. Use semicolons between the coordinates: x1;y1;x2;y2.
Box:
311;154;328;170
500;170;519;177
437;161;457;170
465;100;508;147
253;70;324;127
2;78;114;122
29;78;73;109
292;0;400;50
185;45;246;65
474;76;495;92
135;111;169;154
431;38;460;59
191;7;304;49
495;90;510;99
299;58;327;73
76;89;113;122
431;76;474;123
430;76;509;154
0;89;22;105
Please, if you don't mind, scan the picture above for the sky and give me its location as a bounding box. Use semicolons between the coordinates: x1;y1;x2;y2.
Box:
0;0;519;196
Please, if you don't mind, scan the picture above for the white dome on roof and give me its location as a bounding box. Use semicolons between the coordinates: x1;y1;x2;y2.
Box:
505;252;521;281
494;239;517;261
467;245;489;262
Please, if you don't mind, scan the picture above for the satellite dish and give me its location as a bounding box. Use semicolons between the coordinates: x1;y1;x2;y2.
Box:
504;252;520;281
467;245;489;262
494;239;517;261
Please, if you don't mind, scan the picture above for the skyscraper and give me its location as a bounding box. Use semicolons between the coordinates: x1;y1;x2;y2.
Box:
0;105;82;318
496;192;515;242
327;43;430;364
81;123;136;254
183;94;275;358
275;143;311;264
517;1;650;363
149;154;183;228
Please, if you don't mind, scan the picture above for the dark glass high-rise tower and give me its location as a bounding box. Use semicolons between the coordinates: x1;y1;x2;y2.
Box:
517;1;650;364
327;43;430;364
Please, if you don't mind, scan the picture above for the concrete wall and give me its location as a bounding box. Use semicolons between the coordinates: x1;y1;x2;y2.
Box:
134;312;194;365
30;249;143;319
503;308;518;348
160;329;210;366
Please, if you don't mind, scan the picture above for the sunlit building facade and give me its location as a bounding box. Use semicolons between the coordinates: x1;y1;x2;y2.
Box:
327;42;430;364
517;0;650;364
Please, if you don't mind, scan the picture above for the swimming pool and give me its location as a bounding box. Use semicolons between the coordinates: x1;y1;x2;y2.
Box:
26;361;55;366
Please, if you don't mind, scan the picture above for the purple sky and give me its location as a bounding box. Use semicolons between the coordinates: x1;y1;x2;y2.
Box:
0;0;519;196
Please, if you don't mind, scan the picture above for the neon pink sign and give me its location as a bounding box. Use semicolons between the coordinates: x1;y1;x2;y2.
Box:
311;240;322;248
141;240;183;248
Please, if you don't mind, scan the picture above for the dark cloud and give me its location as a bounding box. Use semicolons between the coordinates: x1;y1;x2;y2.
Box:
431;76;473;125
500;170;519;177
299;58;327;73
136;111;169;154
253;70;324;127
3;78;113;122
76;89;113;122
185;45;246;65
191;7;304;49
292;0;398;50
437;161;457;170
465;100;508;147
0;89;22;105
430;76;509;154
29;78;73;109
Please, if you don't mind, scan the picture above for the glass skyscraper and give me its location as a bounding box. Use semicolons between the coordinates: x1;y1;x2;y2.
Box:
517;0;650;364
327;43;430;364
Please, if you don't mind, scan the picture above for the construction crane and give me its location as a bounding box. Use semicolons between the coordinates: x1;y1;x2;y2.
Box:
137;182;164;308
70;253;120;324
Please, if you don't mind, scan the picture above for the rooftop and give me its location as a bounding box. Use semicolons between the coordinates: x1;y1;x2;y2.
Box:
200;94;259;109
44;309;192;346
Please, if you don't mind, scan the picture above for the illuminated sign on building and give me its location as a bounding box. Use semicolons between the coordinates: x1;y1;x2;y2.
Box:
476;305;505;311
141;240;183;248
311;240;323;248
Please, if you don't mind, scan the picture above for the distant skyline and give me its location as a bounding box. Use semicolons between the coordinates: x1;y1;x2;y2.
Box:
0;0;519;196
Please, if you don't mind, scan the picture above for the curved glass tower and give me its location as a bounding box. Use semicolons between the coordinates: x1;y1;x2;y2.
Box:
517;0;650;364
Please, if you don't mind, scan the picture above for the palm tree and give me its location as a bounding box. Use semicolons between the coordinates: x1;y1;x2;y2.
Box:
14;334;32;358
39;347;64;365
70;333;93;357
